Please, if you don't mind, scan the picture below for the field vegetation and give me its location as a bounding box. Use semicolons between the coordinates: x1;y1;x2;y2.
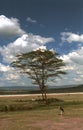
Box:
0;94;83;130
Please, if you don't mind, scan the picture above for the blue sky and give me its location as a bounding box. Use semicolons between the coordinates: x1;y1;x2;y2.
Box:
0;0;83;87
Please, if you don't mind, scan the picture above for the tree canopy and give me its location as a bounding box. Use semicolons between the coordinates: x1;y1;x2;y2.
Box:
11;49;66;102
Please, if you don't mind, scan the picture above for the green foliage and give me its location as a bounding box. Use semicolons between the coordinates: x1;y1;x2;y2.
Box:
11;49;66;83
11;49;66;101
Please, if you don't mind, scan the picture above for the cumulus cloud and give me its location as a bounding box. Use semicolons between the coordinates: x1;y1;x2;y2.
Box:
61;47;83;65
0;62;30;87
0;62;32;86
0;63;11;72
0;63;20;81
0;20;55;86
60;47;83;85
27;17;37;23
0;15;25;37
0;33;55;63
60;32;83;84
0;15;54;86
61;32;83;43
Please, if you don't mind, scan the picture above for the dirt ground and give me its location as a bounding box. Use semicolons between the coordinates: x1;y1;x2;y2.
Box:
30;117;83;130
0;116;83;130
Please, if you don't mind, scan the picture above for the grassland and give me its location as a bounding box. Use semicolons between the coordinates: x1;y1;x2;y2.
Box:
0;94;83;130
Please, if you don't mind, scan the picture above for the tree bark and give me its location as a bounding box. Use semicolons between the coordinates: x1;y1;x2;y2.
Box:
40;85;47;103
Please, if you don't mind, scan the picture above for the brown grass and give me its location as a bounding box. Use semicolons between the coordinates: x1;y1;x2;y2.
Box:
0;110;83;130
0;94;83;130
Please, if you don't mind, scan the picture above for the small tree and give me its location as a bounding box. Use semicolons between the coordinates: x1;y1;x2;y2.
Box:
11;49;66;102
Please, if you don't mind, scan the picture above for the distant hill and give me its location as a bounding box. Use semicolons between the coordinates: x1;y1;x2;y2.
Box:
0;84;83;94
47;84;83;93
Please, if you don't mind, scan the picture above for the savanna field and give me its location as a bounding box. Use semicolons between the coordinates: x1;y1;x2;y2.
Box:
0;94;83;130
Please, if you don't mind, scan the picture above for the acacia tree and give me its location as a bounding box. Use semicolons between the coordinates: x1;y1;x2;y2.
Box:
11;49;66;102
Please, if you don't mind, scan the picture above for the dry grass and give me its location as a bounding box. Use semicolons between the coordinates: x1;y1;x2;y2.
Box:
0;109;83;130
0;94;83;130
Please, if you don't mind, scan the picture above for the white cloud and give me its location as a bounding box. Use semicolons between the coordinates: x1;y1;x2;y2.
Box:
0;15;55;87
61;32;83;43
0;45;83;86
27;17;37;23
62;47;83;65
0;28;55;86
0;63;20;81
1;39;83;86
0;33;54;63
60;32;83;85
60;46;83;85
0;62;31;87
26;17;45;28
0;63;11;72
0;63;33;86
0;15;25;37
74;78;81;82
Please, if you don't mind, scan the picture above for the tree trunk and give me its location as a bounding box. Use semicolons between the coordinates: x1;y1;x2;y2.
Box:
43;87;48;104
40;85;47;103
